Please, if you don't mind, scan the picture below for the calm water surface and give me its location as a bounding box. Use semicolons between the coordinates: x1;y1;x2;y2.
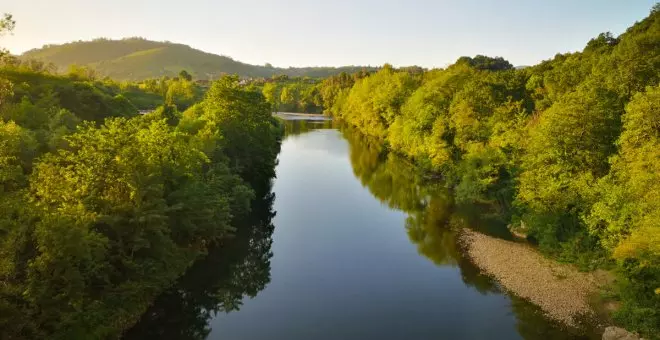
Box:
126;121;595;340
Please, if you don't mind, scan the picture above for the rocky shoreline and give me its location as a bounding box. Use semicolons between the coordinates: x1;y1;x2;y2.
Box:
459;230;600;326
459;229;643;340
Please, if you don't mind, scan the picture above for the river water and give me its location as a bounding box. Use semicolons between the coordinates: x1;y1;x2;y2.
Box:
125;120;595;340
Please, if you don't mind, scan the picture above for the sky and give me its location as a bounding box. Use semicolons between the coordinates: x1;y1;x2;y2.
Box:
1;0;657;68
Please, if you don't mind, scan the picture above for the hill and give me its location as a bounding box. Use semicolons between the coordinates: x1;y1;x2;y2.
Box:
21;38;376;80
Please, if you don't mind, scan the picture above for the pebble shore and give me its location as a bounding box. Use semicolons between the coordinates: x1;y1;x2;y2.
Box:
459;229;599;326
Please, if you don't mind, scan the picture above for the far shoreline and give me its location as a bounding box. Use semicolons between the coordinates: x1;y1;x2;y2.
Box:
273;112;332;121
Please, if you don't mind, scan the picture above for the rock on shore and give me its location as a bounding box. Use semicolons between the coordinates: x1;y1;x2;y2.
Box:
602;326;642;340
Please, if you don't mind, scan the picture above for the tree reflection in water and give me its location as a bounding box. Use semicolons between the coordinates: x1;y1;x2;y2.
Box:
341;126;600;340
282;119;336;137
123;187;276;340
125;124;599;340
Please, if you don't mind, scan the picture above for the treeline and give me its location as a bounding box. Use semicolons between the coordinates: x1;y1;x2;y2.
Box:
252;70;372;113
342;127;599;339
1;19;282;338
329;5;660;337
2;52;204;111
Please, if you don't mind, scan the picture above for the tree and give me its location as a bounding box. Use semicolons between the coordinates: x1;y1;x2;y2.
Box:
514;83;622;259
262;82;280;111
456;55;513;71
1;13;16;106
341;66;419;138
179;70;193;81
585;32;619;52
196;75;281;182
0;13;15;59
0;120;37;190
585;85;660;335
67;64;97;80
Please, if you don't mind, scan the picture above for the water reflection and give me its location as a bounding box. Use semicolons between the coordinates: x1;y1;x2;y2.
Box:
282;119;336;137
125;124;599;340
340;126;599;339
123;188;276;340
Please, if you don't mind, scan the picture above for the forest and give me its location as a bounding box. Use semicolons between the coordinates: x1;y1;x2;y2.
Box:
247;70;372;114
315;5;659;338
0;14;282;339
2;2;660;339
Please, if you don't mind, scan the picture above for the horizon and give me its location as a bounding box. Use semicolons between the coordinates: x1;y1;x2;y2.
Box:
2;1;657;69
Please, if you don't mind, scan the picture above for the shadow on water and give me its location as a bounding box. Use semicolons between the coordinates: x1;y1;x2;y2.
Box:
123;186;276;340
340;125;601;340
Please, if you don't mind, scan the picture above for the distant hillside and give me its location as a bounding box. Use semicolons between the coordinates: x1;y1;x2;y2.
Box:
21;38;375;80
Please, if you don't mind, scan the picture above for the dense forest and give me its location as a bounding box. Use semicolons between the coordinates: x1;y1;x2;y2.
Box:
249;70;373;114
317;5;660;338
20;38;377;81
0;14;282;339
3;2;660;338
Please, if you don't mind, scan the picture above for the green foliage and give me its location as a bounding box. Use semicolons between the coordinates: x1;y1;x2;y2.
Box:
456;55;513;71
178;69;192;81
333;6;660;337
0;69;137;122
0;13;15;60
586;86;660;334
257;77;323;113
339;65;420;138
0;64;281;339
195;75;281;183
256;70;373;115
518;84;622;251
0;120;37;190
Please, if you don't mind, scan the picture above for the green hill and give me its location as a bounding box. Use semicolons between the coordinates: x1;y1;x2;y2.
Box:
21;38;375;80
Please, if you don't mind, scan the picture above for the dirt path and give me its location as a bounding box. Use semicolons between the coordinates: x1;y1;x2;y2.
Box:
459;229;604;327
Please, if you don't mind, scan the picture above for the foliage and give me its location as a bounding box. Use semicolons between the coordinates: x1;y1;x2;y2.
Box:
339;65;421;138
0;54;282;339
124;188;275;340
185;75;282;184
330;6;660;338
0;13;15;59
255;71;372;114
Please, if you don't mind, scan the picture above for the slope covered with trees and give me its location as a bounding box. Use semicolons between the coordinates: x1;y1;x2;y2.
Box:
20;38;376;81
322;5;660;338
1;16;283;338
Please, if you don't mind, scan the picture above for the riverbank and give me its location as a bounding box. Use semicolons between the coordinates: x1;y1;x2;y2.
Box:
459;229;607;329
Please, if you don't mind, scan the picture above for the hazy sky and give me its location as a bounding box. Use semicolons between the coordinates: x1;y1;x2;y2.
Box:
2;0;656;68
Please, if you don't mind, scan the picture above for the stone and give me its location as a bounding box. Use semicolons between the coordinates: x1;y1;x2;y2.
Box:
602;326;641;340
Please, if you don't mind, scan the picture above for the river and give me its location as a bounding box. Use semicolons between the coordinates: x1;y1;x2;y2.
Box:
124;120;597;340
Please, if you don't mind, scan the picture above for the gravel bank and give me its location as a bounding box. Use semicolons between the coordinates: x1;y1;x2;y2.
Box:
460;229;599;327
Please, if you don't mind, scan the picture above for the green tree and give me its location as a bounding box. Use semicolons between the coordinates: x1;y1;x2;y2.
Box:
196;75;281;183
262;82;280;110
0;13;15;59
586;86;660;335
341;66;419;138
178;69;193;81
